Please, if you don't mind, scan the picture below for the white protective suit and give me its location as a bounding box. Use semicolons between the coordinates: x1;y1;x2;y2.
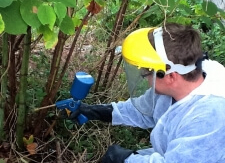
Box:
111;59;225;163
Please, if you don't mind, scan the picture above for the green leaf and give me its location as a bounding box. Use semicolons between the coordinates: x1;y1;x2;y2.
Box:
83;0;92;6
138;18;148;27
145;0;153;5
179;0;188;5
167;16;191;25
38;25;58;49
178;4;193;14
68;123;74;130
167;0;176;12
215;18;225;32
218;9;225;19
23;135;34;145
20;0;41;28
154;0;167;6
0;0;14;8
200;16;213;27
202;1;218;16
0;1;27;34
47;0;76;7
194;4;205;15
0;14;5;34
0;159;5;163
54;2;67;23
37;4;56;30
60;15;74;35
95;0;106;6
154;0;176;12
72;16;81;27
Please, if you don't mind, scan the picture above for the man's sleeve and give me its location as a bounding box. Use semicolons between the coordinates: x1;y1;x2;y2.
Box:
124;103;225;163
111;89;171;129
111;98;155;129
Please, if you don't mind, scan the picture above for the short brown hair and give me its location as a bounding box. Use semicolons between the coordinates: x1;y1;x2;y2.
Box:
149;23;203;81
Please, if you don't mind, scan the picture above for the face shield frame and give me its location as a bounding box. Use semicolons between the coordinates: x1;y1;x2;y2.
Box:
122;27;167;77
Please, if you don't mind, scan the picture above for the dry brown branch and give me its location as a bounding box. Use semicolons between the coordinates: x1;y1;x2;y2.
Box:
44;119;57;138
109;5;151;50
56;141;63;163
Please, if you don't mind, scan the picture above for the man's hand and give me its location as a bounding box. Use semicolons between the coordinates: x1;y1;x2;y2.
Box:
66;103;113;123
101;144;137;163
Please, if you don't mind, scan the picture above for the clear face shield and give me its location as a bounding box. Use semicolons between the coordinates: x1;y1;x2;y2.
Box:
124;61;157;116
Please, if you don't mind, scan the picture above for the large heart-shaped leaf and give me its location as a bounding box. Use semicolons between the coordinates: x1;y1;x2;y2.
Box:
38;25;58;49
37;4;56;30
54;2;67;23
60;15;75;35
0;1;27;34
47;0;76;7
202;1;218;16
0;0;14;8
20;0;42;28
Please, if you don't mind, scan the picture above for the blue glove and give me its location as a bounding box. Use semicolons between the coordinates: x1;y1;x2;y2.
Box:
101;144;138;163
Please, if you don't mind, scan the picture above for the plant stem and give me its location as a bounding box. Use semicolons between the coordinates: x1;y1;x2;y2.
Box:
46;31;67;94
16;28;31;149
0;33;9;141
8;35;17;112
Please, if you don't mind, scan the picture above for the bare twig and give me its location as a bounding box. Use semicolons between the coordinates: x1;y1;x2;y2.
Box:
56;141;63;163
44;120;57;138
33;104;56;112
78;149;87;163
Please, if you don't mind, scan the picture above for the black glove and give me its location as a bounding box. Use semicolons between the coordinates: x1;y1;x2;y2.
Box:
101;145;137;163
68;103;113;123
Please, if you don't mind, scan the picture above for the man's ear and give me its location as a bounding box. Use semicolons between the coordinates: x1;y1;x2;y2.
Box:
166;72;178;84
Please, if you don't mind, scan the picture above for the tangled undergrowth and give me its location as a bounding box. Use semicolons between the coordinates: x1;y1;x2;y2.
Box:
1;111;150;162
0;28;151;162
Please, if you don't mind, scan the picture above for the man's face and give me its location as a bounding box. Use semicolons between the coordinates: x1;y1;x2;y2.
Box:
147;74;168;95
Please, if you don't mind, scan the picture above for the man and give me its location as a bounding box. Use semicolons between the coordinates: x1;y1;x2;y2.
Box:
69;23;225;162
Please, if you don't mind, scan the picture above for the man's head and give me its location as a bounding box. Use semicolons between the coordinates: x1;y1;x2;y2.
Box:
149;23;203;81
122;23;205;106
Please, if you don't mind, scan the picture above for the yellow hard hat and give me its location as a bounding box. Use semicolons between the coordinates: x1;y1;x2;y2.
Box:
122;28;166;76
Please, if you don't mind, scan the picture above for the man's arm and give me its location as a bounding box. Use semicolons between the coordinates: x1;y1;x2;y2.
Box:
112;89;171;129
124;101;225;163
